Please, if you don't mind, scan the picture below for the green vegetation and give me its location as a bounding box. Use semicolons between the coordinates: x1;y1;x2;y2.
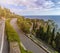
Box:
32;19;59;53
17;18;32;34
0;6;13;18
5;21;20;42
0;5;59;53
5;21;32;53
0;6;32;53
17;18;60;53
0;6;22;18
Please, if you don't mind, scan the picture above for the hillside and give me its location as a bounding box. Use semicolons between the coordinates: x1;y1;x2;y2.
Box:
0;6;24;19
0;6;60;53
17;18;60;53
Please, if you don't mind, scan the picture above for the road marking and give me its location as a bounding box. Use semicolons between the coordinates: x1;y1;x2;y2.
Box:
20;42;27;50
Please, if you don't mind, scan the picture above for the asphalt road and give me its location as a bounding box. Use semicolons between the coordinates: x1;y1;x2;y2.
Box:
2;33;9;53
10;18;47;53
0;21;3;50
0;20;5;53
0;20;8;53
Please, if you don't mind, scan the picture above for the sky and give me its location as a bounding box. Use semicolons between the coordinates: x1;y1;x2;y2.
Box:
0;0;60;15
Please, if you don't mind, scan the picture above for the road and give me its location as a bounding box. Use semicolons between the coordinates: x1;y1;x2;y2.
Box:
0;20;8;53
10;18;47;53
2;33;9;53
0;20;5;53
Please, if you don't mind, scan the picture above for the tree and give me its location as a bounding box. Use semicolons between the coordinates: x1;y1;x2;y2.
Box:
46;25;51;43
36;26;45;40
55;32;60;52
50;28;55;46
17;18;31;34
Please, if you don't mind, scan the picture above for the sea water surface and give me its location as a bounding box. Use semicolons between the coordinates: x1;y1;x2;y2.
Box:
25;15;60;28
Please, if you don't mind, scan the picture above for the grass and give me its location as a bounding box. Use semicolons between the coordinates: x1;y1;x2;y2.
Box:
5;21;32;53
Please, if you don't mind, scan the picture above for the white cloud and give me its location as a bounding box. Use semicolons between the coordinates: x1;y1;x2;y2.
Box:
57;2;60;4
0;0;55;9
0;0;60;15
43;1;55;8
0;0;13;4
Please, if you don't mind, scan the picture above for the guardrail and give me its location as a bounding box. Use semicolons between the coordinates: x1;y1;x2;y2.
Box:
0;20;5;53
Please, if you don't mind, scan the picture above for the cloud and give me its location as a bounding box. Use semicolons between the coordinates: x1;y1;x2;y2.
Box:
0;0;14;5
0;0;60;15
15;0;54;9
57;2;60;4
0;0;56;10
43;1;55;8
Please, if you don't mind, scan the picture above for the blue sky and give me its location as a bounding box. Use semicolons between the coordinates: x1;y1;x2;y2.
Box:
0;0;60;15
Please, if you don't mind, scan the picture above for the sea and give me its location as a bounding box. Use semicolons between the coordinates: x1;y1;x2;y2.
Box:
24;15;60;29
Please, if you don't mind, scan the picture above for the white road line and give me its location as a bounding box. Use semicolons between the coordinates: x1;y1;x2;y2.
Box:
0;21;5;53
20;42;27;50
